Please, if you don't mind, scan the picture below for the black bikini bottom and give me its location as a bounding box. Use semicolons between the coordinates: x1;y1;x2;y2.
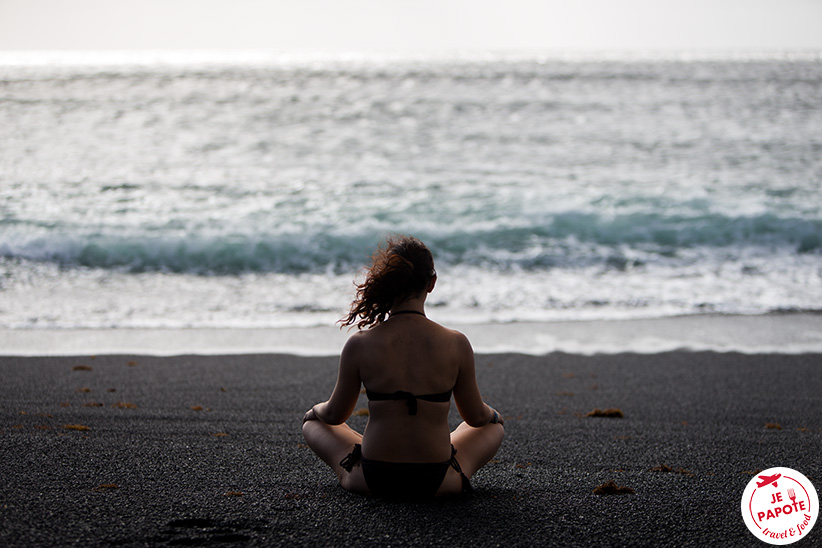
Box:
339;444;473;499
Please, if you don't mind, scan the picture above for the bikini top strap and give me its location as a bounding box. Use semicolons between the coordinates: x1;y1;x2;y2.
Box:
366;389;453;415
392;390;419;415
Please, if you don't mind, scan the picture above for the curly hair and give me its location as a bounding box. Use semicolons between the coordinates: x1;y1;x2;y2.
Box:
340;236;436;330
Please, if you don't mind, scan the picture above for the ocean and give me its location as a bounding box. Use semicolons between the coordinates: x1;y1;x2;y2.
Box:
1;51;821;334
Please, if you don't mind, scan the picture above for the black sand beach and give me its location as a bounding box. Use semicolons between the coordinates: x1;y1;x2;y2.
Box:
1;351;820;547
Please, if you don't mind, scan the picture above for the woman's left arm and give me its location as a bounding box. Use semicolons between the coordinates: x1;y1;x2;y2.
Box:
306;333;363;425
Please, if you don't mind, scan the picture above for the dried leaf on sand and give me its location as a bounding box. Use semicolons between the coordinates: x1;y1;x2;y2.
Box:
587;408;624;418
650;465;692;475
593;480;635;495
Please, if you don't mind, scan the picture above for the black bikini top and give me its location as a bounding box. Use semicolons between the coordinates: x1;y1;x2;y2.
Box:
366;389;452;415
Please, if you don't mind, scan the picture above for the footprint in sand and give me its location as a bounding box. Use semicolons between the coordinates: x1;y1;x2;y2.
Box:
147;517;266;544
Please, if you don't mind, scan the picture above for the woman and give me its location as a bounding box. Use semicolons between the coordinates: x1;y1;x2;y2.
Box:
302;236;504;498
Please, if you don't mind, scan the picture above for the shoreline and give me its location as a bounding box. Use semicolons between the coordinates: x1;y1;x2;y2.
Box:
2;312;822;357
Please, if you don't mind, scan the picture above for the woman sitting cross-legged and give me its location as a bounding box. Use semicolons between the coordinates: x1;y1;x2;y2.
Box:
302;236;504;499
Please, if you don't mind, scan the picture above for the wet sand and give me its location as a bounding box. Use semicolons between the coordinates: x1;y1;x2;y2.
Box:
1;352;820;547
4;313;822;356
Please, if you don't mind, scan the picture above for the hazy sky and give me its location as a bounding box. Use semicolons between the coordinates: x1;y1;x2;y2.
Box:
1;0;821;52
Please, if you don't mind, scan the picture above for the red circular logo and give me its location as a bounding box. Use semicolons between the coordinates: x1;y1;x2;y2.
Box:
741;467;818;545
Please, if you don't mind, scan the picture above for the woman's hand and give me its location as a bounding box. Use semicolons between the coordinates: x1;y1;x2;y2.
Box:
488;406;504;426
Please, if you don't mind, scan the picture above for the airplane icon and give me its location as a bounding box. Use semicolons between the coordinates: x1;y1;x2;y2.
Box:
757;473;781;488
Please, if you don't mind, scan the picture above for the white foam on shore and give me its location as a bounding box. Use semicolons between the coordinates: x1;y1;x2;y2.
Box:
1;314;821;357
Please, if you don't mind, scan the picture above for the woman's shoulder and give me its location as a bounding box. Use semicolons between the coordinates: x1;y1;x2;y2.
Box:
340;329;370;357
435;323;470;343
427;323;473;356
340;326;393;355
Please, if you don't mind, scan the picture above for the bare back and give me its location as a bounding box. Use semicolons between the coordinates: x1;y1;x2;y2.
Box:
337;314;486;463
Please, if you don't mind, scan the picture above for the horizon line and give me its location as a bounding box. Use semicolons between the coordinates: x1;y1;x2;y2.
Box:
1;47;821;67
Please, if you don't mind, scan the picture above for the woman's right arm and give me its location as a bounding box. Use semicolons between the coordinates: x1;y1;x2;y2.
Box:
451;331;501;427
304;333;364;425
